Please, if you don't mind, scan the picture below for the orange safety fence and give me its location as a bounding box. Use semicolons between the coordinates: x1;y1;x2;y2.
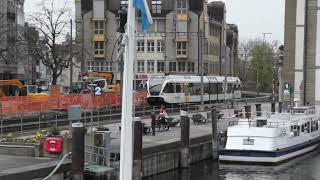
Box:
0;91;148;115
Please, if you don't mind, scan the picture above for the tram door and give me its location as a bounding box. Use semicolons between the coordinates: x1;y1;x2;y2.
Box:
183;83;189;103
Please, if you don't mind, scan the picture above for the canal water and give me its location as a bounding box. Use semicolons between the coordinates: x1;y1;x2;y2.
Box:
144;149;320;180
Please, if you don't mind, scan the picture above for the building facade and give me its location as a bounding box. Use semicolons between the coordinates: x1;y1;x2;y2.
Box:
0;0;30;81
283;0;320;105
75;0;237;87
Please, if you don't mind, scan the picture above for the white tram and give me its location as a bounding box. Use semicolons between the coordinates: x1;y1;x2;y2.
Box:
147;75;242;105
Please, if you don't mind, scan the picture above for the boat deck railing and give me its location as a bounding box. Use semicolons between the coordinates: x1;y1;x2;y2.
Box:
228;119;287;128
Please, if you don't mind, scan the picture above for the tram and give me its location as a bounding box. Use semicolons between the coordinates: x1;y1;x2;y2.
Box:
147;75;242;105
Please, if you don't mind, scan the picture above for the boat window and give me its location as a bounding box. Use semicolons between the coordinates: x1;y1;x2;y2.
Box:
257;120;267;127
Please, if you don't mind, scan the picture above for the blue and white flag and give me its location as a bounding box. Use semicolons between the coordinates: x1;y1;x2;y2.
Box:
133;0;153;32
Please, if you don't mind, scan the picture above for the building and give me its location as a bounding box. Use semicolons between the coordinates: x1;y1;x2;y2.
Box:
75;0;236;88
283;0;320;105
0;0;30;82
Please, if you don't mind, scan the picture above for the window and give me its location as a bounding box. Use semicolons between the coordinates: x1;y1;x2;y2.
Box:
94;41;104;55
187;62;195;73
152;0;162;14
177;41;187;56
137;61;145;73
177;0;187;14
169;62;176;72
147;61;154;72
137;40;145;52
106;62;113;72
178;62;186;72
94;21;104;34
147;40;155;53
87;61;95;71
96;62;104;72
157;40;164;52
163;83;174;93
157;61;165;73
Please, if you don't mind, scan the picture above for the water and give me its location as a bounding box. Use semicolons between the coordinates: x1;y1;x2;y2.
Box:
144;149;320;180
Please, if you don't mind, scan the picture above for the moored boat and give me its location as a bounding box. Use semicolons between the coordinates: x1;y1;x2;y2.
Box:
219;106;320;165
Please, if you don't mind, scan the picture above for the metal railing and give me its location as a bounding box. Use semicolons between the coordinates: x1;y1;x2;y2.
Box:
85;145;111;166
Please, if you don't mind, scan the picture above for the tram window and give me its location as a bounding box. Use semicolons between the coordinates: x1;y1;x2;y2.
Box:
307;122;310;133
175;83;183;93
316;122;319;131
217;83;223;93
204;83;210;94
301;125;304;132
163;83;174;93
210;83;217;94
297;126;300;136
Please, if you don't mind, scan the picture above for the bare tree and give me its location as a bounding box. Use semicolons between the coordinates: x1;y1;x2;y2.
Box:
30;0;72;85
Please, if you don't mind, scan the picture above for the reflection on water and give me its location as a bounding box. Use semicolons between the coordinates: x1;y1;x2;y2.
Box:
144;149;320;180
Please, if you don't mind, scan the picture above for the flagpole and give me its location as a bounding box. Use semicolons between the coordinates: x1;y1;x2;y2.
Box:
120;0;135;179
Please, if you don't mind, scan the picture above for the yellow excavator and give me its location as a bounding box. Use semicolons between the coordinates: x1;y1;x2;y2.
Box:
0;80;49;99
82;72;120;92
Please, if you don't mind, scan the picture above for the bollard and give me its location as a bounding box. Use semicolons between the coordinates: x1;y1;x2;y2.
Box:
133;117;142;180
278;102;283;113
180;111;190;168
244;105;251;119
212;109;218;160
255;104;262;117
271;102;276;114
68;105;82;138
72;122;84;180
151;114;156;136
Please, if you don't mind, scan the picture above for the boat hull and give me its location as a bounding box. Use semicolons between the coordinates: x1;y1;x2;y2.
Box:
219;139;320;165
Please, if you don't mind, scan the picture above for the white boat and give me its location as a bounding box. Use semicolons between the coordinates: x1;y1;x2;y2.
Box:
219;106;320;165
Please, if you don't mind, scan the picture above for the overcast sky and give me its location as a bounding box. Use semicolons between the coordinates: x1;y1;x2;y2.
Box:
24;0;285;43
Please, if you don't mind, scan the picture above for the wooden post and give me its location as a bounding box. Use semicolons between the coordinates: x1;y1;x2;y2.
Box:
180;111;190;168
271;102;276;114
72;122;84;180
212;109;218;160
278;102;283;113
151;114;156;136
133;117;142;180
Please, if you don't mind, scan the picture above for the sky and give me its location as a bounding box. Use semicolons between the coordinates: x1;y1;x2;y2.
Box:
24;0;285;43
